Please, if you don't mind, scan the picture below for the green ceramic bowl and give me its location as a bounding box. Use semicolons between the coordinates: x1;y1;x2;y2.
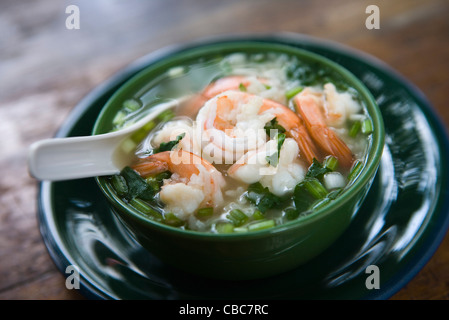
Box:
92;41;384;280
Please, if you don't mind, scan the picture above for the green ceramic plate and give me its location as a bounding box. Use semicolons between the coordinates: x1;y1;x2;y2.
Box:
37;34;449;300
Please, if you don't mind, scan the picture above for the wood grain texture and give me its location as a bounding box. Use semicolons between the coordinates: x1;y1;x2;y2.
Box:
1;0;448;300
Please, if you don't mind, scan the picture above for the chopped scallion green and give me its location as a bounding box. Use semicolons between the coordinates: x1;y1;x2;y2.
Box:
285;86;303;100
227;209;249;227
123;99;141;112
112;111;126;127
324;156;338;171
216;222;234;234
164;212;184;227
238;83;247;92
303;178;328;199
252;210;265;220
348;160;363;181
157;109;175;122
129;198;163;221
361;118;373;134
248;219;276;231
196;207;214;218
110;175;128;197
349;120;361;138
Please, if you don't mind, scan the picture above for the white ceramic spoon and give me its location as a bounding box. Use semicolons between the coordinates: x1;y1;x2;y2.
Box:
28;97;187;181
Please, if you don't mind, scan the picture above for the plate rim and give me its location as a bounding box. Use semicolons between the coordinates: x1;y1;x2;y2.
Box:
36;32;449;300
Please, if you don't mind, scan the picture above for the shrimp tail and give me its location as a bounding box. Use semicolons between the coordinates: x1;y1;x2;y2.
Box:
132;151;171;177
132;159;169;177
294;94;354;168
308;125;354;168
289;126;322;164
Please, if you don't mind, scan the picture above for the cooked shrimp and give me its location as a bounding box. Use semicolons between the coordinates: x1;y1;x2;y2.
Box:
132;150;225;219
294;91;354;168
202;75;256;99
197;90;319;165
196;91;271;164
178;76;253;118
179;75;283;118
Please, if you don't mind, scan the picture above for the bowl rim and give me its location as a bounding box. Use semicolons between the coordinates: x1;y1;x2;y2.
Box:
93;39;385;240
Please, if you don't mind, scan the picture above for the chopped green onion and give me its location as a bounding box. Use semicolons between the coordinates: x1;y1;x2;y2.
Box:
238;83;247;92
111;175;128;196
112;111;127;127
348;160;363;181
324;156;339;171
285;86;303;100
131;127;150;143
264;84;272;90
143;120;156;132
361;118;373;134
303;178;328;199
196;207;214;218
349;120;361;138
216;222;234;234
145;176;161;192
157;109;175;122
252;210;265;220
233;227;248;233
123;99;141;112
129;198;163;221
248;219;276;231
164;212;184;227
227;209;249;227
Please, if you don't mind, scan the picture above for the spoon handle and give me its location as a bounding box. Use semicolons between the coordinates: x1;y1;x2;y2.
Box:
28;134;123;181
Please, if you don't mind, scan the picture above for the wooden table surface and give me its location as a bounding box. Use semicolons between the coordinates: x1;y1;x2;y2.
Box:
1;0;448;300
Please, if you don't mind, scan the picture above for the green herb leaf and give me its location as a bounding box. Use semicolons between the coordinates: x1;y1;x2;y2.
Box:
227;209;249;227
264;118;286;139
153;133;185;154
305;158;331;180
157;109;176;122
246;182;283;213
120;166;154;200
238;83;247;92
